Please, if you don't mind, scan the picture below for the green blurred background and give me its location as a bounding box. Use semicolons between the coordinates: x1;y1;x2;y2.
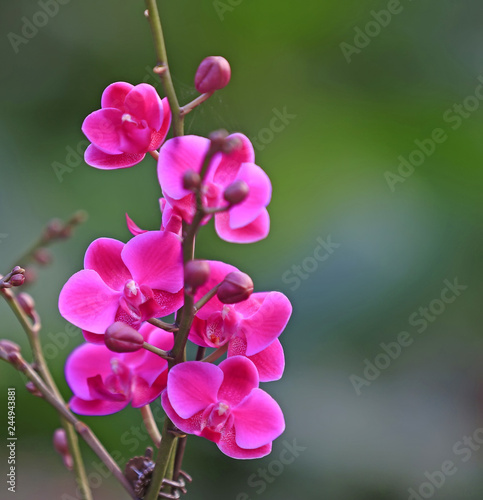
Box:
1;0;483;498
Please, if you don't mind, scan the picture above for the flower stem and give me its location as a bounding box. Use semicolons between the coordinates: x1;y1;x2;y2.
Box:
0;352;135;499
143;342;173;360
180;91;214;116
141;405;162;447
144;0;183;136
148;317;179;333
0;288;93;500
201;343;228;363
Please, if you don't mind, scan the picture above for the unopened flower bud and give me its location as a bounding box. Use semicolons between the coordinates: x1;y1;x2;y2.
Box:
195;56;231;94
9;272;25;287
183;170;201;191
53;429;73;470
209;129;229;151
25;381;43;398
17;292;36;317
224;180;249;205
0;339;21;357
44;218;64;240
217;272;254;304
185;260;210;293
33;248;52;266
105;322;144;353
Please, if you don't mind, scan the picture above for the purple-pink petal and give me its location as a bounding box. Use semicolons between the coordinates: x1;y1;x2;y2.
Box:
101;82;133;110
124;83;164;131
167;361;222;419
82;108;123;154
69;396;130;416
217;356;259;406
84;144;145;170
233;388;285;449
118;123;153;154
212;133;255;186
228;163;272;228
214;209;270;243
158;135;212;200
161;391;205;436
193;260;239;320
148;97;172;150
125;213;148;236
245;339;285;382
218;426;272;459
58;270;121;334
242;292;292;356
84;238;131;291
65;343;119;400
121;231;183;294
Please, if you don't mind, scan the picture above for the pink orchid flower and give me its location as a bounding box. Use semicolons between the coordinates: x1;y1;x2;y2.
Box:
58;231;184;337
157;133;272;243
66;323;172;415
189;261;291;381
161;356;285;459
82;82;171;169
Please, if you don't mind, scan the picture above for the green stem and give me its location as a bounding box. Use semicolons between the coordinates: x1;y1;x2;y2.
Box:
144;0;184;136
201;343;228;363
1;288;93;500
140;405;162;447
0;353;135;499
143;342;173;360
148;317;179;333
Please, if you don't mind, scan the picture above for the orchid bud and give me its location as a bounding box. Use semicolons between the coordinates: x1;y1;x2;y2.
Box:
53;429;73;470
9;268;25;287
217;271;254;304
23;267;37;285
25;381;43;398
224;180;249;205
43;218;63;240
195;56;231;94
0;340;21;357
105;322;144;353
33;248;52;266
183;170;201;191
17;292;36;317
185;260;210;293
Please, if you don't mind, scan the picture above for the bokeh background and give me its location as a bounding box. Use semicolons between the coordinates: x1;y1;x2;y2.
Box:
1;1;483;499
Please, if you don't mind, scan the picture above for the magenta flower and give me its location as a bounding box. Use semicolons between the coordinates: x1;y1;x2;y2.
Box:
189;261;291;381
58;231;184;337
66;323;172;415
82;82;171;169
158;134;272;243
161;356;285;459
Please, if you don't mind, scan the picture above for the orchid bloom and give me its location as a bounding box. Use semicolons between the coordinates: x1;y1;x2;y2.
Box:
82;82;171;169
190;261;291;381
58;231;183;337
157;133;272;243
66;323;173;415
161;356;285;459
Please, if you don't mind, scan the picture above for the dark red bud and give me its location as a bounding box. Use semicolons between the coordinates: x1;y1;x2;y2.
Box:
224;180;249;205
44;218;64;240
25;381;43;398
195;56;231;94
9;273;25;287
0;339;21;356
217;272;254;304
185;260;210;293
105;322;144;353
17;292;36;317
33;248;52;266
182;170;201;191
53;429;73;470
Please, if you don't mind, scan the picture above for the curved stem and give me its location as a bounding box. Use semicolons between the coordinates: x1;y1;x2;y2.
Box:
144;0;184;136
1;288;93;500
201;344;228;363
141;405;162;447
